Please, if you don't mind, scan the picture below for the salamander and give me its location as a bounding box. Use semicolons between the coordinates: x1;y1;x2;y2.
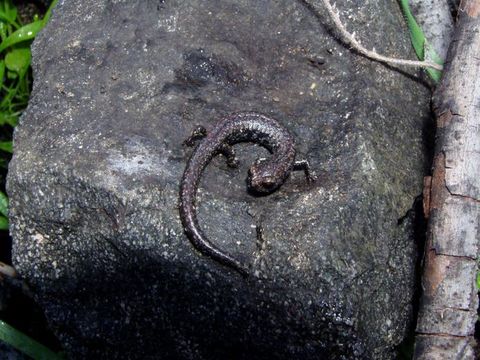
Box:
179;112;313;276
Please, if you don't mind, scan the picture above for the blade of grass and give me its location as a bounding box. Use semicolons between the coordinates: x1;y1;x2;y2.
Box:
0;140;12;153
0;0;18;26
5;114;17;126
0;190;8;217
0;22;6;41
0;112;18;127
0;59;4;82
0;67;29;111
0;12;13;24
398;0;443;82
0;215;7;229
0;320;63;360
42;0;59;27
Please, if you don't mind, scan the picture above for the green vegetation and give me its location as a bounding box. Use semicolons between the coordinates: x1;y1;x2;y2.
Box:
0;0;57;229
0;189;7;229
0;1;62;358
0;320;63;360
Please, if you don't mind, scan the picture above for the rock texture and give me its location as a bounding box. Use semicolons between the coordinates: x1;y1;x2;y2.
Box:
7;0;431;359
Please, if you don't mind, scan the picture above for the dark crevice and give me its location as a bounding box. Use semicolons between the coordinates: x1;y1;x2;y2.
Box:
397;194;422;226
396;195;427;359
444;184;480;204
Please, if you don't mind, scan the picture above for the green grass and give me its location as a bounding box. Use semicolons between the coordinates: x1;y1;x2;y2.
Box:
0;1;62;358
0;320;64;360
0;0;57;229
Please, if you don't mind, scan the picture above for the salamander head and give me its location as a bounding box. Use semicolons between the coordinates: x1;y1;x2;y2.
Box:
247;158;285;194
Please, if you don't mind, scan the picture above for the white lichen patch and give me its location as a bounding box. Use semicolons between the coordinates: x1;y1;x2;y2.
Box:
107;140;170;178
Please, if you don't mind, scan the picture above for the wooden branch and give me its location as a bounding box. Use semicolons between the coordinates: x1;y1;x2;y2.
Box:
414;0;480;358
0;261;16;278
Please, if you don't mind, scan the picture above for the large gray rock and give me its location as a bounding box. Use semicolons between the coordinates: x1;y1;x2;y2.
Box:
7;0;431;358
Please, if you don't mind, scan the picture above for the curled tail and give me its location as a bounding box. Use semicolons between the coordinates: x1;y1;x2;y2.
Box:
179;157;249;277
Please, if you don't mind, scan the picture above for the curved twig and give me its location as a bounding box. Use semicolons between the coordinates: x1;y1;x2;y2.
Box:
322;0;444;71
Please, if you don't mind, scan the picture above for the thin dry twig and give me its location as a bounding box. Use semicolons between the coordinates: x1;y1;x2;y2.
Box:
322;0;444;71
0;261;17;278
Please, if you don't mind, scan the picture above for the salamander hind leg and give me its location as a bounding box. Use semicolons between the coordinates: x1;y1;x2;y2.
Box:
219;143;239;168
293;159;316;182
183;125;208;147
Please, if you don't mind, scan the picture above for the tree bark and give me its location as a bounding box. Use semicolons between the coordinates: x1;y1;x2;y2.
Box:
414;1;480;358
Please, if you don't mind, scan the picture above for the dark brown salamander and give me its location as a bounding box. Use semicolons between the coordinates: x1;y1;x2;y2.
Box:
179;112;313;276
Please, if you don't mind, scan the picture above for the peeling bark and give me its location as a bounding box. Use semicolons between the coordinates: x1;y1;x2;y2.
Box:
414;0;480;358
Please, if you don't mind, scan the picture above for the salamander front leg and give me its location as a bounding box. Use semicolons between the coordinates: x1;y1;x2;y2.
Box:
219;143;239;168
183;125;207;147
293;159;315;182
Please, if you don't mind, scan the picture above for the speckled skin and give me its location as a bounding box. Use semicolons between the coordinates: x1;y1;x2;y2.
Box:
179;112;298;276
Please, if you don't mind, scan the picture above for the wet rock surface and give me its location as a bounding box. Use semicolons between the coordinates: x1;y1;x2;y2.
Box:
7;0;431;359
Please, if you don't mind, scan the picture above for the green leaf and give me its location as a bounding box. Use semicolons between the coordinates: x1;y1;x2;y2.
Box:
398;0;424;58
0;22;6;41
0;112;18;127
0;191;8;217
0;59;5;83
477;271;480;290
5;47;31;73
0;320;64;359
0;20;43;53
0;13;12;24
0;140;12;153
0;0;58;53
423;46;442;82
6;69;17;79
398;0;443;82
0;215;8;230
0;0;18;25
6;116;17;126
43;0;59;27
